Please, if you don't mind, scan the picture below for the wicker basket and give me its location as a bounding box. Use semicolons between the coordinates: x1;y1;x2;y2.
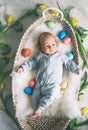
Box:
12;7;79;130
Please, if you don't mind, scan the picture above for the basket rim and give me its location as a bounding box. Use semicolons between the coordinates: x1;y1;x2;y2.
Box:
12;14;79;130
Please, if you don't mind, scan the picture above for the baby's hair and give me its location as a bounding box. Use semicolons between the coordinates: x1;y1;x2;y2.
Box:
38;32;56;46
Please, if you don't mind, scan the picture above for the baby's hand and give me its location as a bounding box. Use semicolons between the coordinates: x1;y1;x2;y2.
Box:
15;67;24;73
77;69;82;75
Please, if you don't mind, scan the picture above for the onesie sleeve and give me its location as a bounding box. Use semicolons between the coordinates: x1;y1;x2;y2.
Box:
62;53;80;74
21;54;38;71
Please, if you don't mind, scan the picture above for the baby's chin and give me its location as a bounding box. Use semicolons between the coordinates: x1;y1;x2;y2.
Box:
45;51;57;55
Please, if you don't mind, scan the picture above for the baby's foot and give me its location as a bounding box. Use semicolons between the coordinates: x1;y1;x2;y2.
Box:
30;108;42;118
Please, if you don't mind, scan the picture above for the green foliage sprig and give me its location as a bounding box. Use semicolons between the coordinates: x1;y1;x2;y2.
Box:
0;6;38;36
66;118;88;130
57;3;88;69
77;71;88;100
0;5;38;130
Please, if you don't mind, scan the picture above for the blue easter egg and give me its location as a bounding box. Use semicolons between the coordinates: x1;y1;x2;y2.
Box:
66;52;74;60
24;87;33;95
58;30;67;40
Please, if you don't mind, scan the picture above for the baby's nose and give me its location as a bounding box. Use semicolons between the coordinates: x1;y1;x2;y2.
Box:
49;46;53;51
49;46;52;49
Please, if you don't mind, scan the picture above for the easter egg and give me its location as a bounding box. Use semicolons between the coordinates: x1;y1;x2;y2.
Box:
71;17;78;27
6;15;14;24
46;20;56;29
38;4;47;10
49;9;59;15
24;87;33;95
66;52;74;60
60;80;68;90
81;107;88;115
58;30;67;40
28;79;36;88
21;48;31;57
62;37;71;44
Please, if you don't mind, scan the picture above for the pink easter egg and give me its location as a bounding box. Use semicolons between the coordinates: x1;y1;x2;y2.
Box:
62;37;71;44
28;79;36;88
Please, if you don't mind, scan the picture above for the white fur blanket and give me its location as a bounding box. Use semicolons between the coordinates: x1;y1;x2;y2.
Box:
12;20;84;120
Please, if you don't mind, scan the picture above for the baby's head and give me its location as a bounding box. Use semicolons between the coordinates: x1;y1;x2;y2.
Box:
38;32;58;55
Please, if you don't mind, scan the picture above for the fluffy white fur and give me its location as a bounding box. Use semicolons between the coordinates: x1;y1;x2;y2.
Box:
12;20;83;120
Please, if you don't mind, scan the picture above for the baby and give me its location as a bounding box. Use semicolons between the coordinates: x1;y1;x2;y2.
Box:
16;32;80;118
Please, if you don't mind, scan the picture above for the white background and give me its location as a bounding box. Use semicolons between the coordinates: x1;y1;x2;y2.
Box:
0;0;88;130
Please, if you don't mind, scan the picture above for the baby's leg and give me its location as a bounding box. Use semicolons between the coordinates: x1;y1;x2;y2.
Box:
39;84;60;111
31;87;41;110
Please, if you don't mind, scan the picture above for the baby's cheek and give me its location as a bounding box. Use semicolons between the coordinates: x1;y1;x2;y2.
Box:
43;49;49;54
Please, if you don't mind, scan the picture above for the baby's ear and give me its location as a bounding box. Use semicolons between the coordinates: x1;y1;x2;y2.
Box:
55;37;60;45
38;44;41;51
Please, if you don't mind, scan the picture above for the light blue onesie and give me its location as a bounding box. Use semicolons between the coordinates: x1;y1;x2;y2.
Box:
22;51;79;111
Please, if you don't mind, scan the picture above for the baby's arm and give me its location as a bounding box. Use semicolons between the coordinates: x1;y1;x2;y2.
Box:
15;53;39;73
62;54;80;74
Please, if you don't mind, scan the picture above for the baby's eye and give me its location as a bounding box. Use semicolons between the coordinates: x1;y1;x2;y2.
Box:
52;43;56;46
44;45;49;48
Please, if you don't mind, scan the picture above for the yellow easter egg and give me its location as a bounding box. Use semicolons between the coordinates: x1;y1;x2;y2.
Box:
81;107;88;115
38;4;47;10
9;51;15;58
0;83;5;90
6;15;14;24
49;9;59;15
60;80;68;90
71;17;78;27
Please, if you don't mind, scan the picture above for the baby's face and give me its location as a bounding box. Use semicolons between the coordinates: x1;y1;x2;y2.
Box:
40;36;58;55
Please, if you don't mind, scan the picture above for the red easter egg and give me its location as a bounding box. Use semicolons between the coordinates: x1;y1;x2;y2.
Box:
62;37;71;44
28;79;36;88
21;48;31;57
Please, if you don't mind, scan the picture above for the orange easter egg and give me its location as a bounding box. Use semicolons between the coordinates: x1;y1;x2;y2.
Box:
60;80;68;90
21;48;31;57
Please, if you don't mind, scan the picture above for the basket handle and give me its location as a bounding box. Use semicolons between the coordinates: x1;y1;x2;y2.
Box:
42;7;63;19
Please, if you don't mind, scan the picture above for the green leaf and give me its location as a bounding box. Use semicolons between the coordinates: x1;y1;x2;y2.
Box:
3;94;12;106
81;71;87;82
76;119;88;127
78;92;84;96
75;31;88;67
57;2;63;13
69;118;77;129
79;81;88;92
0;69;12;83
82;61;87;70
0;43;11;55
13;21;23;32
76;27;88;35
78;71;88;92
0;57;9;73
79;72;88;92
81;34;88;39
63;6;74;23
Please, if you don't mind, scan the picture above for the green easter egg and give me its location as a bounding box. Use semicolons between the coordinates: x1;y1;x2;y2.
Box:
45;20;56;29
